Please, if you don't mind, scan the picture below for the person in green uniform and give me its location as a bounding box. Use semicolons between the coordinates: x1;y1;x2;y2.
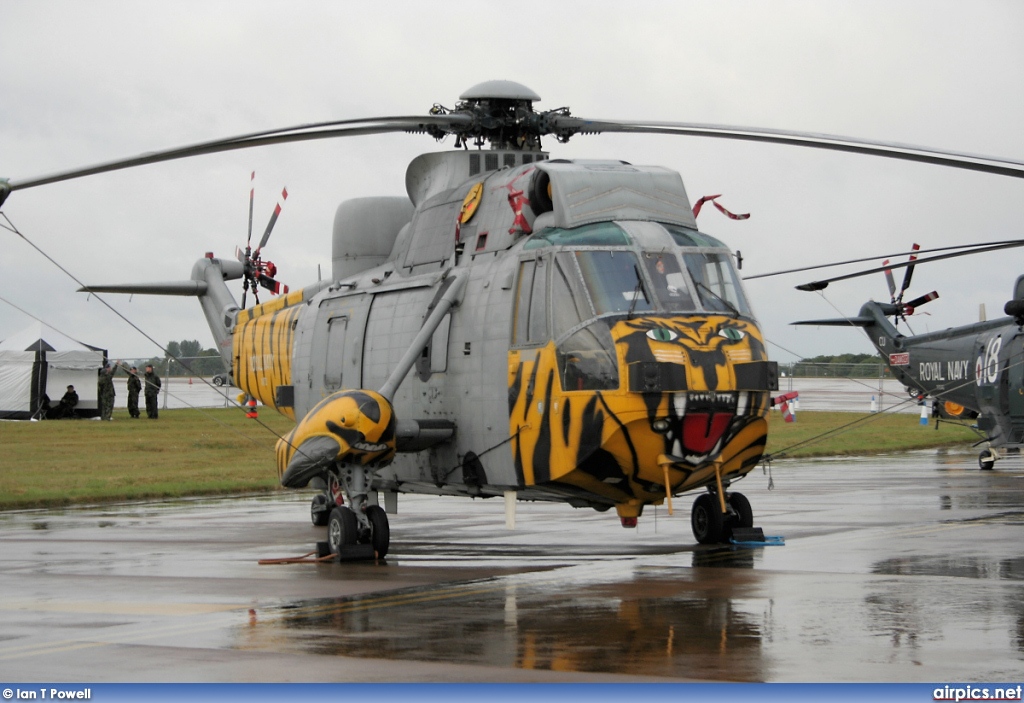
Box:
144;364;162;419
98;362;116;421
126;366;141;418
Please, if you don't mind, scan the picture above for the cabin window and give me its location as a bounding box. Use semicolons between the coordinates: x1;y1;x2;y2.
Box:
430;314;451;373
512;260;535;346
528;258;548;342
512;258;550;346
557;323;619;391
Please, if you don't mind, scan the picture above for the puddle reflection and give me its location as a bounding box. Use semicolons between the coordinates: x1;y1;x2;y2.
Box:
237;569;773;680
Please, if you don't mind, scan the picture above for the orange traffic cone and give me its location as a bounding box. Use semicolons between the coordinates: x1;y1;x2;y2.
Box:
246;397;258;419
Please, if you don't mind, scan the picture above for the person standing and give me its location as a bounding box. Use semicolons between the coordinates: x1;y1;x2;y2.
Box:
144;364;162;419
126;366;142;418
98;362;116;421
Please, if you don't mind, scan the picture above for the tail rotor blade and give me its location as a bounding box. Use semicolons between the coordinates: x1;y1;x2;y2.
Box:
247;172;255;247
258;274;287;295
903;290;939;312
882;260;897;301
898;243;921;301
256;186;288;254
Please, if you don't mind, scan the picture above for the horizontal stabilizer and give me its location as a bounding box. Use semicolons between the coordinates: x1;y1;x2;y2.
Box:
78;281;209;297
792;316;874;327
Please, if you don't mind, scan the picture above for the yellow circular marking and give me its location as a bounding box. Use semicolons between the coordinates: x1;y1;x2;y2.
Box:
460;182;484;223
944;401;965;417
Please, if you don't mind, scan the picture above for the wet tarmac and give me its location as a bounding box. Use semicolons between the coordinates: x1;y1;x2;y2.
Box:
1;449;1023;682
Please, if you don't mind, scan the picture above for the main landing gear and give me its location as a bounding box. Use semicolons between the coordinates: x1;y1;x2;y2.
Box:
690;490;752;544
979;448;997;471
312;467;391;559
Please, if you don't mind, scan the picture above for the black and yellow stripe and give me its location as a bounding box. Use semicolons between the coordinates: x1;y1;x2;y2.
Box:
508;315;771;516
232;289;305;420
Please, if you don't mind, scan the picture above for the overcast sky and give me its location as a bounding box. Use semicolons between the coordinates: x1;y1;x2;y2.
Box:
1;0;1022;363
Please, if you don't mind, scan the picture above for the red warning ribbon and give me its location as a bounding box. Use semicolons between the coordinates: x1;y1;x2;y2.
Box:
692;194;750;220
772;391;799;423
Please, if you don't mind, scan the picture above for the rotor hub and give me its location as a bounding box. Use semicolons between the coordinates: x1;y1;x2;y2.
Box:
428;81;575;150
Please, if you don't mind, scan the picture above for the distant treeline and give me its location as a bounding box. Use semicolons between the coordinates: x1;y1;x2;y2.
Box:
129;340;226;377
785;353;888;378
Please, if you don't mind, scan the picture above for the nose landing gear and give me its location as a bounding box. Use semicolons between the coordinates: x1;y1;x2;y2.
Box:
315;467;392;561
691;490;752;544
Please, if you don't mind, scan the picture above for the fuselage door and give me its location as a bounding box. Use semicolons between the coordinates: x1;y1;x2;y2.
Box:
1007;334;1024;427
325;315;348;392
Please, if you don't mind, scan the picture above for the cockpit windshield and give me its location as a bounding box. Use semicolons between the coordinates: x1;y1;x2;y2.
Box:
640;250;696;312
574;250;652;316
665;224;750;316
521;221;750;346
515;221;752;392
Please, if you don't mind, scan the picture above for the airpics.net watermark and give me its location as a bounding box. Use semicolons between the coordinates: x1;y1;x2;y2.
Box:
934;685;1023;701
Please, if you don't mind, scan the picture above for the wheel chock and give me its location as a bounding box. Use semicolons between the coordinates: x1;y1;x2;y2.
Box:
334;543;377;562
732;527;765;542
730;526;785;547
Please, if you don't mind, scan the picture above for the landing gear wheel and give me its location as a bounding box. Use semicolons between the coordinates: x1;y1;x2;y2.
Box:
365;505;390;558
728;492;753;529
327;506;358;555
979;450;996;471
691;492;725;545
310;494;330;527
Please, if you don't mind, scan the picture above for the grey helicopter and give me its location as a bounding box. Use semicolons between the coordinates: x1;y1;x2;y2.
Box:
789;240;1024;471
2;80;1023;557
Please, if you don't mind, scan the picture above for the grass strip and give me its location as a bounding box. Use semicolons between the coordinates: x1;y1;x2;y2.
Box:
765;410;979;458
0;408;982;510
1;407;294;509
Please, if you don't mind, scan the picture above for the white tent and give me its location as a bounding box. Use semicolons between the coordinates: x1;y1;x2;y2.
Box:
0;322;105;420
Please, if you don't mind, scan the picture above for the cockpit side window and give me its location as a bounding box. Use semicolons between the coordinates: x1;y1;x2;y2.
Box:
683;251;750;315
552;253;595;338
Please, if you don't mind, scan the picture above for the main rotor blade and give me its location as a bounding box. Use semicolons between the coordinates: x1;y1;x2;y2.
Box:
4;114;473;194
795;240;1024;291
744;240;1024;281
552;116;1024;179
